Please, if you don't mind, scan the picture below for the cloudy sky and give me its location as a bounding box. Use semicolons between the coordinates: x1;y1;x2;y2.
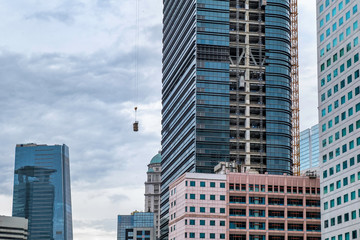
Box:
0;1;318;239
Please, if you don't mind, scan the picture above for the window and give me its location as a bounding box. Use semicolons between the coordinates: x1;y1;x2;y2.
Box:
220;221;225;226
352;230;358;240
339;1;344;10
346;11;350;20
190;207;195;212
190;181;195;187
200;181;205;187
341;111;346;121
337;196;342;205
220;195;225;201
200;233;205;239
346;27;351;36
323;170;328;179
336;164;341;172
339;17;344;26
329;120;333;128
210;233;215;239
210;220;215;226
220;234;225;239
349;140;354;149
210;195;215;200
347;59;352;68
210;208;215;213
330;199;335;208
200;220;205;226
190;194;195;199
189;232;195;238
343;177;348;186
337;180;341;189
220;182;225;188
189;219;195;225
349;124;354;133
340;48;344;56
199;207;205;212
351;210;356;219
344;194;349;203
220;208;225;214
200;194;205;200
210;182;215;188
344;213;349;222
324;202;328;210
340;33;344;42
351;191;356;200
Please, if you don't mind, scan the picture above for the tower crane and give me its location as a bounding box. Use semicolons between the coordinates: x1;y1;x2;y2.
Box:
290;0;300;175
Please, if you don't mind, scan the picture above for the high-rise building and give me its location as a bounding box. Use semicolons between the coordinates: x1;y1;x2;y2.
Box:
316;0;360;239
117;212;156;240
145;152;162;238
168;172;321;240
0;216;28;240
300;124;320;173
12;143;73;240
161;1;293;238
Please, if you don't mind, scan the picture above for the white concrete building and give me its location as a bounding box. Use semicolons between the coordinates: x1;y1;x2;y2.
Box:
0;216;28;239
316;0;360;239
145;152;161;239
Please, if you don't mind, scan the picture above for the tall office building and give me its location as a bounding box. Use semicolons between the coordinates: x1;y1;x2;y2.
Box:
145;152;162;238
161;0;293;238
300;124;320;172
12;143;73;240
316;0;360;239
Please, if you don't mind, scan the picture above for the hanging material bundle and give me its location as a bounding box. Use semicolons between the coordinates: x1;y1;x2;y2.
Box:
133;107;139;132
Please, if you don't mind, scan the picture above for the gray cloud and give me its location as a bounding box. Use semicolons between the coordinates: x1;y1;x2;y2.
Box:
26;11;75;24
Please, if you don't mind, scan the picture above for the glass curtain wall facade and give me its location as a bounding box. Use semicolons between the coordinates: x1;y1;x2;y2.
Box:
264;0;293;175
161;0;292;239
316;0;360;239
300;124;320;172
12;144;73;240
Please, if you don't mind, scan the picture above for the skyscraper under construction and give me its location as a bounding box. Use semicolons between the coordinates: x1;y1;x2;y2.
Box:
161;0;293;238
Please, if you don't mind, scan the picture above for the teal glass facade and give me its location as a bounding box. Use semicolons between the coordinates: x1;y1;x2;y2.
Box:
12;144;73;240
161;0;293;239
264;0;293;175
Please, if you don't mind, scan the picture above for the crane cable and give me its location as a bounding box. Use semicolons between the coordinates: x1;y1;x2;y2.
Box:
133;0;140;131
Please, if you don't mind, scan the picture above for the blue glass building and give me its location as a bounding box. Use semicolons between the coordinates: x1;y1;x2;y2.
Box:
300;124;320;172
117;212;156;240
161;0;292;238
12;144;73;240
